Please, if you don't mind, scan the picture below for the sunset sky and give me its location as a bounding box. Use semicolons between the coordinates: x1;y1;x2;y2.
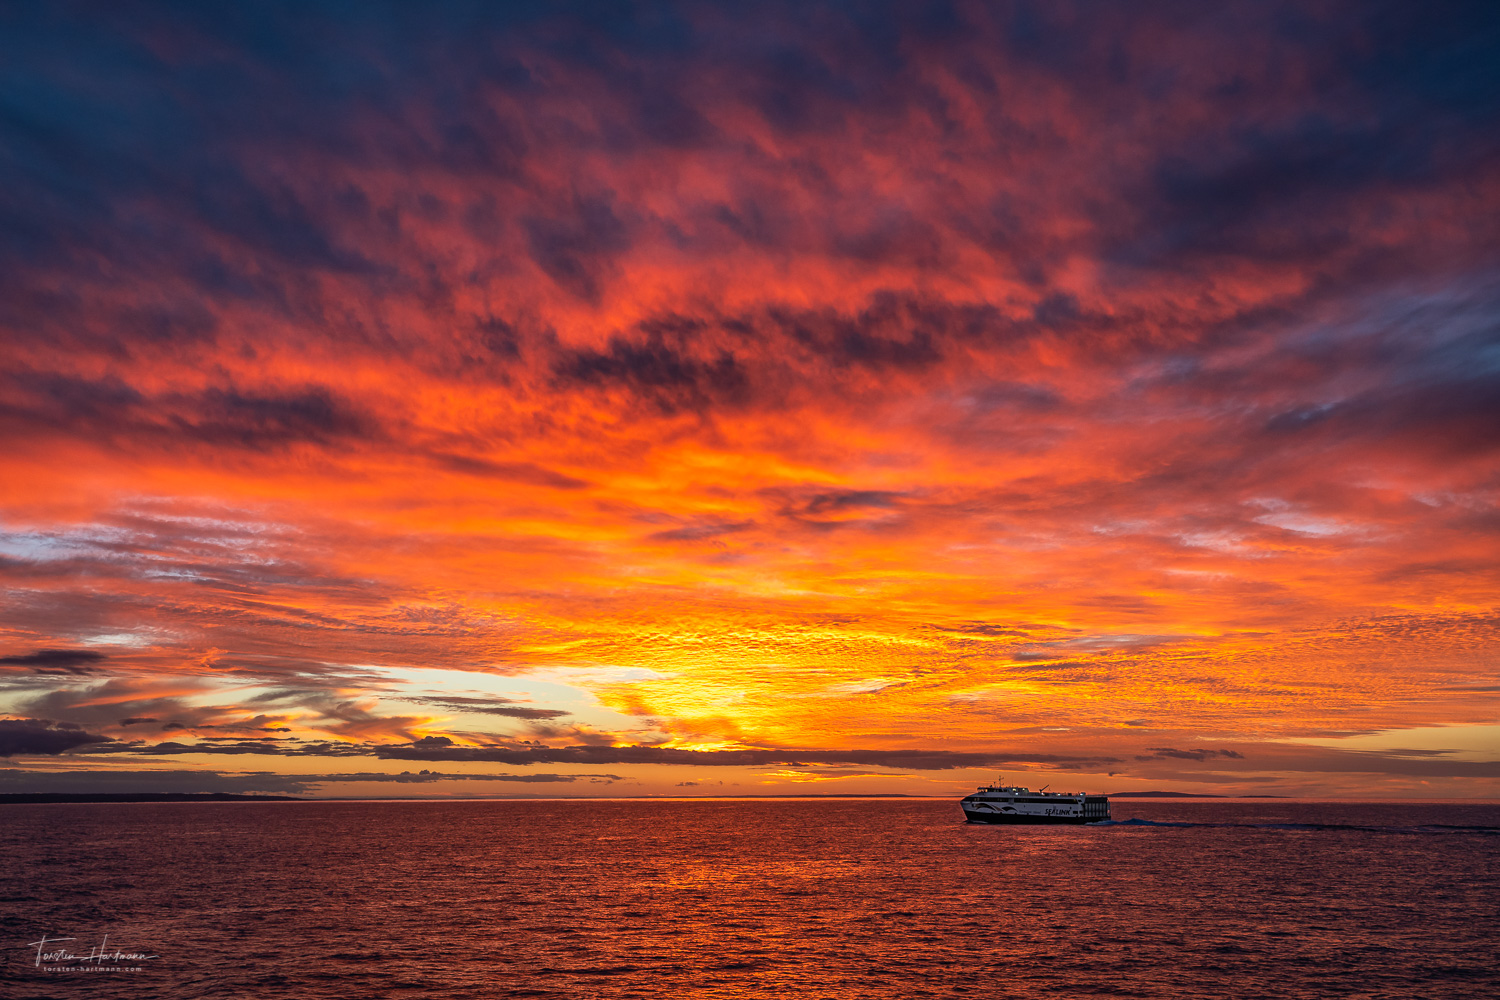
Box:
2;1;1497;799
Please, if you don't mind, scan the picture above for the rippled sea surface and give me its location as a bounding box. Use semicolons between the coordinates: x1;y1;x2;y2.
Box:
2;799;1498;999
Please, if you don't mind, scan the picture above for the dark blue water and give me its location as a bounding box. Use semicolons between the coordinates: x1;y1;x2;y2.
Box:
2;799;1497;998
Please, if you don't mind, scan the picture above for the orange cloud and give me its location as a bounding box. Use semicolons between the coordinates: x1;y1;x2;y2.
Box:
2;2;1498;796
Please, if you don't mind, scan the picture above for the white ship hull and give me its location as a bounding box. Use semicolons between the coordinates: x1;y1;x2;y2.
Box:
960;784;1110;824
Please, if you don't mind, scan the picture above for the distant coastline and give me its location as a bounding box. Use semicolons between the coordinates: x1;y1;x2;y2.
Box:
0;792;303;803
0;792;919;803
0;791;1310;804
1109;791;1288;798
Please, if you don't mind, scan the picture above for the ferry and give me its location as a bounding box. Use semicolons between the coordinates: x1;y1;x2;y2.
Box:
960;779;1110;824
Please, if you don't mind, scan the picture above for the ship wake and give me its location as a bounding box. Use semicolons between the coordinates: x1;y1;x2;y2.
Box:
1096;818;1500;836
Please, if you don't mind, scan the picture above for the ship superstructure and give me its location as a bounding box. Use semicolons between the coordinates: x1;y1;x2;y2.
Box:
960;780;1110;824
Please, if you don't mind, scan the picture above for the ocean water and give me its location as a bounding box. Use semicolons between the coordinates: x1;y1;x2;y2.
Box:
2;798;1497;999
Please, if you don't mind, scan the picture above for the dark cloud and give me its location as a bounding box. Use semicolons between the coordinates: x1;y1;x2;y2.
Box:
17;680;230;735
799;490;904;516
170;386;375;451
1127;743;1500;780
0;373;377;453
766;487;910;531
1264;366;1500;459
0;767;311;796
964;381;1064;414
189;736;1119;771
543;294;1024;420
523;195;633;302
0;374;145;435
2;1;1495;314
647;518;756;543
1139;747;1247;762
409;696;572;721
92;738;368;758
0;767;617;795
427;453;588;489
80;731;1120;770
554;335;749;416
927;622;1050;638
1107;5;1500;270
309;769;621;784
750;296;995;374
0;718;111;756
0;648;107;675
4;1;1494;431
